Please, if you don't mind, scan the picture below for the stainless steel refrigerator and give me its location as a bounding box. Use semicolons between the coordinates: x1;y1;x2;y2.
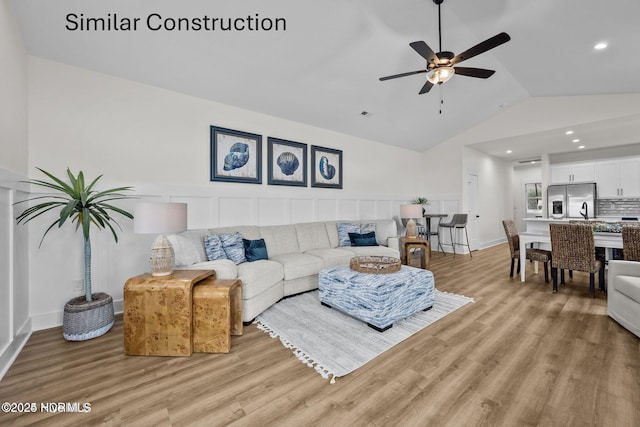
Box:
547;183;597;219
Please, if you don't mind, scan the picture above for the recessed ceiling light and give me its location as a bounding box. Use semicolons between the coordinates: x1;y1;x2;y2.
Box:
565;130;574;135
594;42;608;50
572;139;580;143
506;150;512;154
578;145;585;149
530;161;536;164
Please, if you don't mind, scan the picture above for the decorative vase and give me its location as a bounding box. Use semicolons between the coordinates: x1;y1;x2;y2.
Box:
62;292;114;341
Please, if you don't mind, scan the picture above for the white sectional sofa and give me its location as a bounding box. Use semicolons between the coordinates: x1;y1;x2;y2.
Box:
167;219;400;322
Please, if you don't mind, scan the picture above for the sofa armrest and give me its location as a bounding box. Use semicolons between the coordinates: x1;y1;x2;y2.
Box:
608;260;640;293
387;236;399;252
181;259;238;280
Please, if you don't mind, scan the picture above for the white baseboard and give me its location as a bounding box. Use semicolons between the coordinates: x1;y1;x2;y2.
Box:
31;299;124;332
0;318;32;381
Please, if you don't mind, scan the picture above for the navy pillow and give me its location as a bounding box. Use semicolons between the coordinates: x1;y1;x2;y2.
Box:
348;231;378;247
243;238;269;262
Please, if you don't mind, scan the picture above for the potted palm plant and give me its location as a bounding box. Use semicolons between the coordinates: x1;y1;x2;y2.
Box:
16;167;134;341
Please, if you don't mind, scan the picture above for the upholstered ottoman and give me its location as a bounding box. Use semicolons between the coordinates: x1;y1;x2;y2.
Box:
318;265;435;331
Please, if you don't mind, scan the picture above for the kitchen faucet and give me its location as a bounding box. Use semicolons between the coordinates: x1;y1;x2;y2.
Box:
580;202;589;220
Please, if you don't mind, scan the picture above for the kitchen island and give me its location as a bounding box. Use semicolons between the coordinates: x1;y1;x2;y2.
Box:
519;217;639;282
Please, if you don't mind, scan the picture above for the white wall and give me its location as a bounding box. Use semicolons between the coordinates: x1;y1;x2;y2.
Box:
0;0;30;380
0;0;28;174
24;57;431;330
463;147;512;249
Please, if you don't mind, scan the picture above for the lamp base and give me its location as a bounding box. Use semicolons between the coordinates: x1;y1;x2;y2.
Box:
405;218;418;238
149;234;175;276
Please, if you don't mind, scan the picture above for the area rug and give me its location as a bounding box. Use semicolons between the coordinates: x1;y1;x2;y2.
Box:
254;289;473;383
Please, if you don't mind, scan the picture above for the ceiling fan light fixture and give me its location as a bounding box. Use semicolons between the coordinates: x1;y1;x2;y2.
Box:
427;67;455;84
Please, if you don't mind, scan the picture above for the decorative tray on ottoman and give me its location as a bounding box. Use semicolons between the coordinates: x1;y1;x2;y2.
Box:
349;255;401;274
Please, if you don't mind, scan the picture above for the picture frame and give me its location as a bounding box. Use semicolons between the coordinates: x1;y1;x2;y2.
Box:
267;137;307;187
310;145;343;189
210;126;262;184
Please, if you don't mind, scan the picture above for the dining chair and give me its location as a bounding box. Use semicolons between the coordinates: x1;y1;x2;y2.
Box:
502;220;551;282
549;223;604;297
622;225;640;261
438;214;471;257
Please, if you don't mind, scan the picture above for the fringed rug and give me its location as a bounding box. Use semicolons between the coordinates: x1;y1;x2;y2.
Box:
255;289;473;383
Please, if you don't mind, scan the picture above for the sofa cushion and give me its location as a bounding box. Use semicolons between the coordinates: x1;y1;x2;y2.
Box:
260;225;300;257
617;275;640;303
182;259;238;279
269;253;325;280
337;223;361;246
371;220;398;246
243;238;269;262
167;233;206;267
295;222;331;252
345;245;401;258
208;226;261;240
219;232;247;265
305;248;354;268
167;229;209;265
204;234;227;261
349;231;378;246
237;260;284;299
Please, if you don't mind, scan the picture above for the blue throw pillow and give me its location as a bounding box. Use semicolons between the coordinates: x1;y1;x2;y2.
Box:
243;238;269;262
204;234;227;261
337;223;361;247
219;232;247;264
348;231;378;247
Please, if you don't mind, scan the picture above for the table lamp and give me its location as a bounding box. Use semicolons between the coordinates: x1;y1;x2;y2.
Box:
134;202;188;276
400;204;423;238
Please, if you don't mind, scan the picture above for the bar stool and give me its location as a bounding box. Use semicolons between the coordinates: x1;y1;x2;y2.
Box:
437;214;472;257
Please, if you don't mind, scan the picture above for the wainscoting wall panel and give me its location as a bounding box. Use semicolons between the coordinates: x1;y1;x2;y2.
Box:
291;199;315;224
15;179;462;333
0;172;31;381
257;198;290;226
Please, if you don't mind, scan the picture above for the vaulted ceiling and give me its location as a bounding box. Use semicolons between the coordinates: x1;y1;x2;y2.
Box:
12;0;640;160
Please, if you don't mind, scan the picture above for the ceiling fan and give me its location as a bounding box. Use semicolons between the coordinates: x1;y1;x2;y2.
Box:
379;0;511;95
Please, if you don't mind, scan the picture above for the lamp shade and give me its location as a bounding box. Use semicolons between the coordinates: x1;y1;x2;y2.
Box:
134;202;188;234
400;204;422;219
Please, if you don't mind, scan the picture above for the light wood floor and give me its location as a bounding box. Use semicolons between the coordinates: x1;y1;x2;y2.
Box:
1;243;639;426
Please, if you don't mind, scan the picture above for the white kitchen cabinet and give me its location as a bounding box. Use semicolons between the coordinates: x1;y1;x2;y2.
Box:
594;158;640;198
550;163;595;183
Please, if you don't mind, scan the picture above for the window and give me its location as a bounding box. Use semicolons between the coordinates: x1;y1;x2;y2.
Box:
525;183;542;214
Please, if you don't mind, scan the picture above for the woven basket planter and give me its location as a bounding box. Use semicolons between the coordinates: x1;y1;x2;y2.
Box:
63;292;114;341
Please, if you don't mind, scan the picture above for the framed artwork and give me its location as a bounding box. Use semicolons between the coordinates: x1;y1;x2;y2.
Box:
267;137;307;187
311;145;343;189
210;126;262;184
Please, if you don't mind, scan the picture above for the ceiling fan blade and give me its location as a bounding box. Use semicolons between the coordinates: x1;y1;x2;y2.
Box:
409;41;439;66
450;32;511;66
419;80;434;95
379;70;427;81
453;67;496;79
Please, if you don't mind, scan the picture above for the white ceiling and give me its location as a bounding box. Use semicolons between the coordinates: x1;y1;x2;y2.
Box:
12;0;640;160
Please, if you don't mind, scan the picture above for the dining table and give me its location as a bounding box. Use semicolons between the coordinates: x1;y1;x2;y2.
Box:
519;231;623;282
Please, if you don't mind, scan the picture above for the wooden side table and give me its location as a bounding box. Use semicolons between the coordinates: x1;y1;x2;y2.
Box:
192;279;243;353
123;270;215;356
400;236;431;270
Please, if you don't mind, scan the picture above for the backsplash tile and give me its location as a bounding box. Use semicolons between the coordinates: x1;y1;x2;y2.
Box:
597;198;640;217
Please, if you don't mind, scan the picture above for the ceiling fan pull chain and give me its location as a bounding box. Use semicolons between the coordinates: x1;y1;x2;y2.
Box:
439;85;444;114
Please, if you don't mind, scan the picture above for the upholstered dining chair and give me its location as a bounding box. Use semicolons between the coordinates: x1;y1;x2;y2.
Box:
549;223;604;297
501;220;551;283
622;225;640;261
